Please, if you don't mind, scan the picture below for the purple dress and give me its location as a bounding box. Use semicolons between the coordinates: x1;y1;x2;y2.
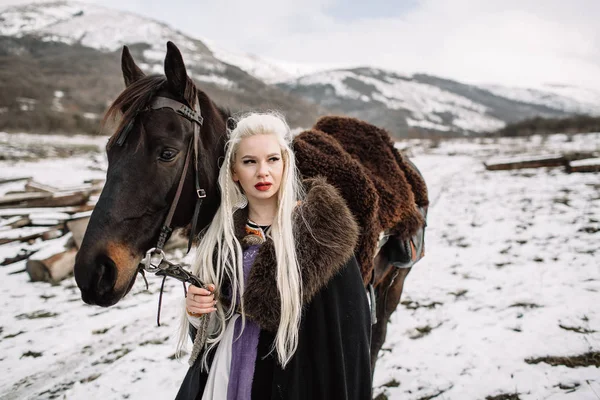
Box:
227;244;262;400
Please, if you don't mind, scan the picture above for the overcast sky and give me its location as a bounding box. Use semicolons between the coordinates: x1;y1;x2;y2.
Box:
2;0;600;90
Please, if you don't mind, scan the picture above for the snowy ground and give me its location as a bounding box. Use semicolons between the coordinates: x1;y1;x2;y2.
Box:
0;132;598;400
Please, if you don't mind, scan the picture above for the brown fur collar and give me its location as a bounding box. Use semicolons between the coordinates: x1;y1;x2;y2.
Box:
231;177;358;332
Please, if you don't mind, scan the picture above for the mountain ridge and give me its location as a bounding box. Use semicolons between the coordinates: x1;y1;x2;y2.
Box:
1;1;599;136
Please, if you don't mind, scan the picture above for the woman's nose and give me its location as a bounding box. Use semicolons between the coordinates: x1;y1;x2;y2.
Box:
257;162;270;177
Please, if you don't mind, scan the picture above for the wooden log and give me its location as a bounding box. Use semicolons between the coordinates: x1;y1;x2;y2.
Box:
0;177;31;185
0;206;85;217
26;233;75;283
0;226;53;245
1;248;36;266
0;190;91;209
25;181;60;193
567;158;600;173
66;217;90;250
0;216;31;229
41;227;65;241
484;154;567;171
0;192;52;206
26;248;77;283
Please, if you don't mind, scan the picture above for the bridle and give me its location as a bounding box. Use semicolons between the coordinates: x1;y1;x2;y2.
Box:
114;95;210;325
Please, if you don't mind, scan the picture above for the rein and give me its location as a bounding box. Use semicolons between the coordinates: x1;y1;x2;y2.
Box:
116;96;210;326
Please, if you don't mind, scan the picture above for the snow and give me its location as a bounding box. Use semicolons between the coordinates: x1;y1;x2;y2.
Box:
484;84;600;115
0;131;598;399
293;69;506;133
0;1;219;77
486;153;564;165
570;158;600;167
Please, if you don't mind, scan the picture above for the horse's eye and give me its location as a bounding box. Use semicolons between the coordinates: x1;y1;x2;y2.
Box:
160;149;178;161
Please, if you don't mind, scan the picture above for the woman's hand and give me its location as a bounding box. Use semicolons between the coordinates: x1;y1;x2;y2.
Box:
186;284;217;316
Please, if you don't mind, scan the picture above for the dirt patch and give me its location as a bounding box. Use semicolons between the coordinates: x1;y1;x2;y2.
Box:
525;352;600;368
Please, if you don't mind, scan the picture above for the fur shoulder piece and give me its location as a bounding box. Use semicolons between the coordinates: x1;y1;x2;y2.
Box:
239;176;359;332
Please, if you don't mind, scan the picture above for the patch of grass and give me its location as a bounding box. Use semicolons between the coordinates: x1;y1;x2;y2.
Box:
168;351;187;360
140;336;169;346
92;327;111;335
400;300;443;310
373;394;388;400
21;351;42;358
39;294;56;300
485;394;521;400
525;352;600;368
554;382;580;393
4;330;25;339
509;302;542;309
448;289;468;299
80;374;101;384
559;324;596;334
417;386;453;400
91;347;131;366
15;310;58;319
409;323;442;340
382;379;400;388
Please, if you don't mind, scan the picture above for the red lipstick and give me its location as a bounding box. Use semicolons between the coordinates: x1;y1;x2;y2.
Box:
255;182;272;191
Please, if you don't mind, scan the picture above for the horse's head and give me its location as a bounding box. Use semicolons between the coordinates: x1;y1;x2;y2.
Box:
74;42;227;307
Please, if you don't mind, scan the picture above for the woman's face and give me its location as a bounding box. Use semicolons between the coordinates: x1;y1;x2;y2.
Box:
232;134;284;205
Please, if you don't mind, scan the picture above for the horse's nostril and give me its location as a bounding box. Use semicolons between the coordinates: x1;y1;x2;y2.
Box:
96;255;117;296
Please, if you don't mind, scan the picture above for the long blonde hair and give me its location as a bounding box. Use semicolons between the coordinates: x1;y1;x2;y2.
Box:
177;111;305;368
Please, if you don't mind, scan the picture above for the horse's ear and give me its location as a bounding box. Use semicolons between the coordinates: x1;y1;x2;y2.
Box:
121;46;145;87
164;41;189;96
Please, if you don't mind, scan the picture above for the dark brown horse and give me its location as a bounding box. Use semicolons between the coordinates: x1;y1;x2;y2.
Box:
73;41;416;377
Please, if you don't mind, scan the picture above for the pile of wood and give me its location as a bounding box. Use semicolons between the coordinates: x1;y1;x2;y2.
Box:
0;177;102;283
484;154;600;173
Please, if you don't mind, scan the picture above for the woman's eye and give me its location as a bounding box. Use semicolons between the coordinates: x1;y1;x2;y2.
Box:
269;157;280;162
243;160;255;164
160;149;178;161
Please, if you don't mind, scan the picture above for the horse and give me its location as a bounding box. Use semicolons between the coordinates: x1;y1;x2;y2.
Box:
73;41;421;378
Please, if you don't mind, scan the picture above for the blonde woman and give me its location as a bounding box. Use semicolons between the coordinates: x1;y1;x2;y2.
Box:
175;112;371;400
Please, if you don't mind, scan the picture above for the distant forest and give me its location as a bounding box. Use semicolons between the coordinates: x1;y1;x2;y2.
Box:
491;115;600;137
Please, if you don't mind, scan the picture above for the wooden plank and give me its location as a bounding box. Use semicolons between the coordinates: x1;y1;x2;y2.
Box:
0;177;31;185
1;249;37;266
0;206;83;217
25;181;60;193
0;191;91;209
484;154;567;171
66;217;90;250
0;216;31;229
567;158;600;173
0;226;61;245
0;192;52;206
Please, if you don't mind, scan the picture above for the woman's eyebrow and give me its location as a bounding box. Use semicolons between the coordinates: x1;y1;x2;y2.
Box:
241;153;280;159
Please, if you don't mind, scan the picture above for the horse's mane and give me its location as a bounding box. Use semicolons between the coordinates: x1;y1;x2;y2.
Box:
103;75;230;151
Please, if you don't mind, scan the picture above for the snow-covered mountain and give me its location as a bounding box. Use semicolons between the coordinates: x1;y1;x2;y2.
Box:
1;1;599;136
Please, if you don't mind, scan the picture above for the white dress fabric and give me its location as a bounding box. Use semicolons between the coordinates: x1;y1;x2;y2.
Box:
200;314;238;400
